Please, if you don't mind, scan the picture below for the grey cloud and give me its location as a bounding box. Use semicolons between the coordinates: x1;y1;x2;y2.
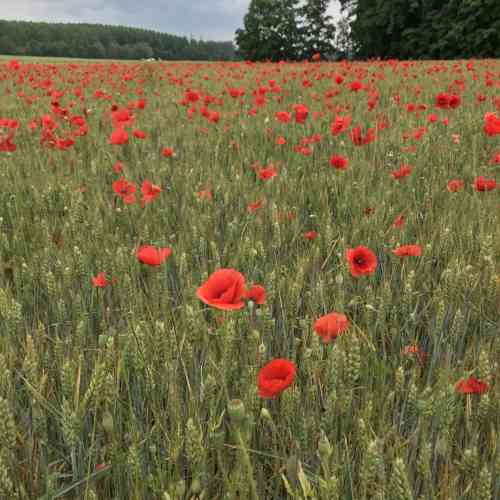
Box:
2;0;340;41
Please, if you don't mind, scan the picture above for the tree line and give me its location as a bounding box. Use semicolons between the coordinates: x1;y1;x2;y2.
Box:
340;0;500;60
236;0;500;61
3;0;500;63
0;20;236;61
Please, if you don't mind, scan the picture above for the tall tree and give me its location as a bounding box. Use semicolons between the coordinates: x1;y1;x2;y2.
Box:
299;0;337;59
337;0;500;59
235;0;302;61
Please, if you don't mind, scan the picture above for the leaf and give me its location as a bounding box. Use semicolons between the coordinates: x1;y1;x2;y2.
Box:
281;473;297;498
297;460;313;498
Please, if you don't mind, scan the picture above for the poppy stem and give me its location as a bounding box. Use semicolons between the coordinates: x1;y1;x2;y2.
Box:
233;428;260;500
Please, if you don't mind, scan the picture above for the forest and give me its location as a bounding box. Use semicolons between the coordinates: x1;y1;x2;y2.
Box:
340;0;500;59
0;20;236;60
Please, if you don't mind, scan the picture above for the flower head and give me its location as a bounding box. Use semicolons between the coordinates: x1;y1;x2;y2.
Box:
245;284;266;305
314;312;350;343
92;272;108;288
346;246;377;277
137;245;172;266
455;377;489;395
141;180;161;206
447;179;464;192
258;359;297;399
329;154;348;170
196;269;246;311
392;244;422;257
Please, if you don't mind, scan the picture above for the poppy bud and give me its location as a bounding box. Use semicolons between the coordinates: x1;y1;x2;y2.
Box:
260;408;272;422
190;478;202;495
228;399;246;424
175;480;186;497
98;334;109;348
209;430;225;450
102;411;114;434
318;431;333;463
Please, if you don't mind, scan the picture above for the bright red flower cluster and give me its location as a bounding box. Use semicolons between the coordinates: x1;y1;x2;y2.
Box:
455;377;489;395
196;269;265;311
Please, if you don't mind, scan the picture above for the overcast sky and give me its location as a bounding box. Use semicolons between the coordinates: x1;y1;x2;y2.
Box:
2;0;341;41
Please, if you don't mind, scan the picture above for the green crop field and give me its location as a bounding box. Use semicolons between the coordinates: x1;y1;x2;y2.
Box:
0;56;498;499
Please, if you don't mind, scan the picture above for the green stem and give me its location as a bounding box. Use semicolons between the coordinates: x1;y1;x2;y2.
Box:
235;429;259;500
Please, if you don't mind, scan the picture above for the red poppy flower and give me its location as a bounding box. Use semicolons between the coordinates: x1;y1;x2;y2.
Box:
295;145;312;156
133;129;146;139
162;147;174;157
329;154;348;170
304;231;318;241
196;269;246;311
293;104;309;124
330;114;351;136
245;284;266;305
350;125;375;146
474;176;496;192
402;344;427;365
141;180;161;206
275;111;292;123
449;95;461;109
258;358;296;399
349;80;363;92
109;128;128;145
391;164;413;180
489;152;500;165
136;245;172;266
346;246;377;277
276;135;287;145
111;108;134;128
188;90;202;102
314;312;350;343
258;166;278;180
392;244;422;257
208;111;220;123
113;161;123;174
447;179;464;192
435;92;450;109
196;189;213;201
0;133;16;152
92;272;108;288
247;200;263;213
455;377;489;395
484;112;500;136
392;214;405;229
112;177;136;204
